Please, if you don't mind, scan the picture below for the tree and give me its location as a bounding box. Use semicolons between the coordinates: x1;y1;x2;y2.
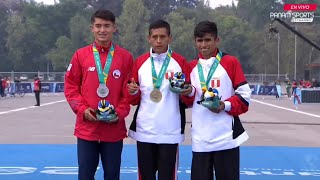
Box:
210;8;253;73
144;0;199;22
83;0;124;17
175;1;213;24
69;14;92;49
0;1;11;71
6;14;42;71
118;0;150;58
47;36;73;71
165;12;196;60
237;0;282;29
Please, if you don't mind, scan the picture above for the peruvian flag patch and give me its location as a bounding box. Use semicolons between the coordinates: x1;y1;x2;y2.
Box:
165;71;174;79
211;78;220;88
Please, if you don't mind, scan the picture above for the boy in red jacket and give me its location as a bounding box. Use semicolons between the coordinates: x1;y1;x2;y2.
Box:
64;9;133;180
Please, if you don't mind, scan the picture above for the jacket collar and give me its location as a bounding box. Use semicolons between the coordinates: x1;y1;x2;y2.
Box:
150;46;169;61
198;48;218;60
93;41;112;53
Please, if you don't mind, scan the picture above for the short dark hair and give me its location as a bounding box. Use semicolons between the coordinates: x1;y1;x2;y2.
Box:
91;9;115;24
194;21;218;39
149;20;171;36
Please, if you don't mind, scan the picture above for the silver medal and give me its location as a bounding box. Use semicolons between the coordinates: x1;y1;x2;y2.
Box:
97;84;109;98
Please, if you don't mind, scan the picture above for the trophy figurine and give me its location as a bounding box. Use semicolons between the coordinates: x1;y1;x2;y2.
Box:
96;100;118;123
169;72;189;93
197;87;221;109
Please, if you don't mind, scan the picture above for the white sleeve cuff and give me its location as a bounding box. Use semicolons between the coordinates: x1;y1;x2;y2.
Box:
130;90;139;95
188;85;195;97
224;101;231;111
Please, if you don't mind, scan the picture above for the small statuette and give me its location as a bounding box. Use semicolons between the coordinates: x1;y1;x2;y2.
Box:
169;72;188;94
96;100;118;123
196;87;221;109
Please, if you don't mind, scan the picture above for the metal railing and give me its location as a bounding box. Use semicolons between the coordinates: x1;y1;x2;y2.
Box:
0;71;65;82
0;71;288;84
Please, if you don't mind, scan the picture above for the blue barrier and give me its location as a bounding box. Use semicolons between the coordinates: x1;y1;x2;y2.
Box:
250;84;279;95
250;84;260;95
55;83;64;93
15;83;33;93
11;83;283;95
41;83;55;93
10;82;64;93
258;85;278;95
12;83;311;102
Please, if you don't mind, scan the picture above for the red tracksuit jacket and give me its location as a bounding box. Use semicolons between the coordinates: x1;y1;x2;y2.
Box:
64;42;133;142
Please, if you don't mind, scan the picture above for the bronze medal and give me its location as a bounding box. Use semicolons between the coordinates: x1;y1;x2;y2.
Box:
150;89;162;103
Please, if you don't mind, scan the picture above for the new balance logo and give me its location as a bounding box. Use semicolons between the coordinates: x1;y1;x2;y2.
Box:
88;67;95;71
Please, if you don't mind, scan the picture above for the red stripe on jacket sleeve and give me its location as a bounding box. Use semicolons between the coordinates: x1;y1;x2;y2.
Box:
221;55;250;116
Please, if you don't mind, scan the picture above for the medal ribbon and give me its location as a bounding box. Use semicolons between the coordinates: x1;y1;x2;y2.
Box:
93;43;115;85
197;51;222;90
151;48;172;89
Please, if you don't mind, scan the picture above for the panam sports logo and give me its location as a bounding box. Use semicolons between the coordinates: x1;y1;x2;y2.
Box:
270;4;318;23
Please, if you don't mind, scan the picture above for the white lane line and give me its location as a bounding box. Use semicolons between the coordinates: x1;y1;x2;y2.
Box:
251;99;320;118
0;100;66;115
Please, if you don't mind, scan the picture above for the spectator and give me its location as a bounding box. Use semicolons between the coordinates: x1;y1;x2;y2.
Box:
285;79;292;99
304;80;311;88
0;76;3;97
33;74;41;106
12;77;21;97
311;78;319;88
299;79;304;87
292;80;297;95
274;79;280;99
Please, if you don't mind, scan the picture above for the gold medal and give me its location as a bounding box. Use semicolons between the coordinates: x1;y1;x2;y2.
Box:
150;89;162;103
